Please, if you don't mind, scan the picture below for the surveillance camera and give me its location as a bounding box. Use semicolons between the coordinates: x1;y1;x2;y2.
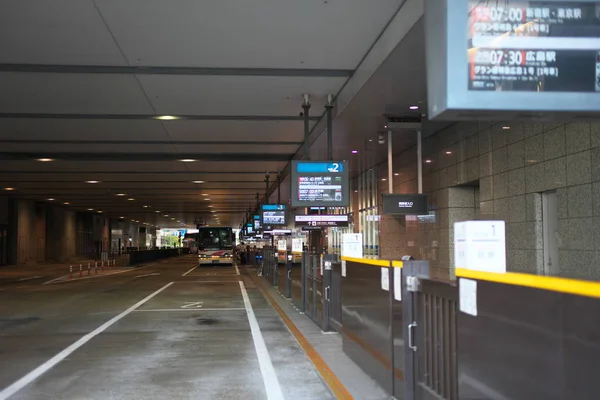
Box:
378;133;385;145
299;111;304;117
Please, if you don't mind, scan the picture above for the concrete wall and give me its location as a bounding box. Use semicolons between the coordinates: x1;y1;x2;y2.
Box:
16;200;38;265
46;207;77;263
377;122;600;280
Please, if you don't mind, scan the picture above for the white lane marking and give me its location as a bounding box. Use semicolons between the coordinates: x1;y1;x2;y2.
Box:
239;281;285;400
181;301;203;309
0;282;174;400
133;308;245;312
234;265;240;276
41;262;158;285
134;273;160;278
17;276;42;282
182;265;198;276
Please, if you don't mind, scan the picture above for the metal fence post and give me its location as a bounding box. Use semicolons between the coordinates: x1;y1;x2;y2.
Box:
286;258;292;298
300;252;306;313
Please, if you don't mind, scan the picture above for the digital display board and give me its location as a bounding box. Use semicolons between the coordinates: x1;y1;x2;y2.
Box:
253;215;261;230
291;161;349;207
294;215;349;228
426;0;600;121
468;2;600;92
261;204;287;226
382;194;428;215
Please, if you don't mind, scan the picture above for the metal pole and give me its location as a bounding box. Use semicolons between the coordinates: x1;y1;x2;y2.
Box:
303;94;311;161
326;94;334;161
264;174;270;205
277;172;281;204
417;129;423;194
388;130;393;194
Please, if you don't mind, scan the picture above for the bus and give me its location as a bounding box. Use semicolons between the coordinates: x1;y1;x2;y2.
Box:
191;226;235;265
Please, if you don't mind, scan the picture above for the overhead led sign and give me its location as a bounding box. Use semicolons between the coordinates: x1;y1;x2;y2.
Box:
261;204;287;226
294;214;349;227
426;0;600;121
382;194;428;215
291;161;349;207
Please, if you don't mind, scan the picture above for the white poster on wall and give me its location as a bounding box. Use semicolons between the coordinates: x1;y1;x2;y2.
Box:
454;221;506;274
277;240;287;251
393;267;402;301
341;260;347;277
291;238;303;253
342;233;363;258
381;267;389;291
459;278;478;316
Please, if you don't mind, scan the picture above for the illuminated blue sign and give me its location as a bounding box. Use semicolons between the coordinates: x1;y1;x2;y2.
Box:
296;162;344;173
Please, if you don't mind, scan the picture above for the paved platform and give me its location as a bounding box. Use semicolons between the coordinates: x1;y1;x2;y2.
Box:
0;256;341;399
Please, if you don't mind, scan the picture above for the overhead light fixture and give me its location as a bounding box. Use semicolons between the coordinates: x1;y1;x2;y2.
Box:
171;218;175;220
208;205;214;208
381;178;387;181
120;216;124;219
156;115;180;121
64;202;70;205
394;173;399;176
116;193;126;197
36;158;54;162
446;151;452;155
193;181;205;184
155;211;161;213
179;159;196;162
88;208;94;211
143;205;148;208
164;214;169;217
127;198;135;201
85;180;100;184
4;187;15;191
502;126;511;130
351;150;358;154
409;105;419;110
47;198;55;201
425;159;432;163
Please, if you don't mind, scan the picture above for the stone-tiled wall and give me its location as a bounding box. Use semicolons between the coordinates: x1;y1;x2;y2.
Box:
377;121;600;280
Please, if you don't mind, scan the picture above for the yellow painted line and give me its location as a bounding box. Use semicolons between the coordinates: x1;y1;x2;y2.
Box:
249;273;353;400
341;256;390;267
456;268;600;299
391;260;403;268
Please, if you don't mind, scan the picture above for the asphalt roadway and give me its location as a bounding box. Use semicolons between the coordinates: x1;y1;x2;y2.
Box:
0;256;333;400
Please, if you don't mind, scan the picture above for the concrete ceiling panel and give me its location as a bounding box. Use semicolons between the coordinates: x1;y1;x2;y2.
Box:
137;75;347;116
0;0;127;65
95;0;403;69
163;120;312;142
0;72;155;114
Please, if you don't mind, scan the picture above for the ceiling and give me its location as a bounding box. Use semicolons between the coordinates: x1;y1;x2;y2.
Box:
0;0;429;228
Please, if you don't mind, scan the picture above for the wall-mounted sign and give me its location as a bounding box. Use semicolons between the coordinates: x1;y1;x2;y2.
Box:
261;204;287;226
292;238;304;253
426;0;600;121
342;233;363;258
294;214;349;227
382;194;428;215
291;161;349;207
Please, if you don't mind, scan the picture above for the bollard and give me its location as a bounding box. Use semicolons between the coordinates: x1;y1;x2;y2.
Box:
79;264;82;278
69;266;73;280
95;263;98;275
101;261;104;272
113;259;116;267
88;263;91;276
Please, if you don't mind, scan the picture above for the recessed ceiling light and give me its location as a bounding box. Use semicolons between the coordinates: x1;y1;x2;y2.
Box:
502;126;511;130
64;202;70;205
381;178;387;181
164;214;169;217
127;198;135;201
85;180;100;184
120;216;124;219
351;150;358;154
47;198;55;201
211;210;216;213
88;208;94;211
156;211;160;213
204;198;210;201
394;173;399;176
446;151;452;155
143;205;148;208
193;181;205;184
425;160;432;163
409;105;419;110
97;211;103;213
36;158;54;162
4;187;15;191
179;159;196;162
156;115;179;121
208;205;214;208
116;193;126;196
171;218;175;220
354;190;358;193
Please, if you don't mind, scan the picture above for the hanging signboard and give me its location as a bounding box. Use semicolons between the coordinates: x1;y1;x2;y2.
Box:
426;0;600;121
382;194;428;215
294;214;349;228
261;204;287;226
291;161;349;207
